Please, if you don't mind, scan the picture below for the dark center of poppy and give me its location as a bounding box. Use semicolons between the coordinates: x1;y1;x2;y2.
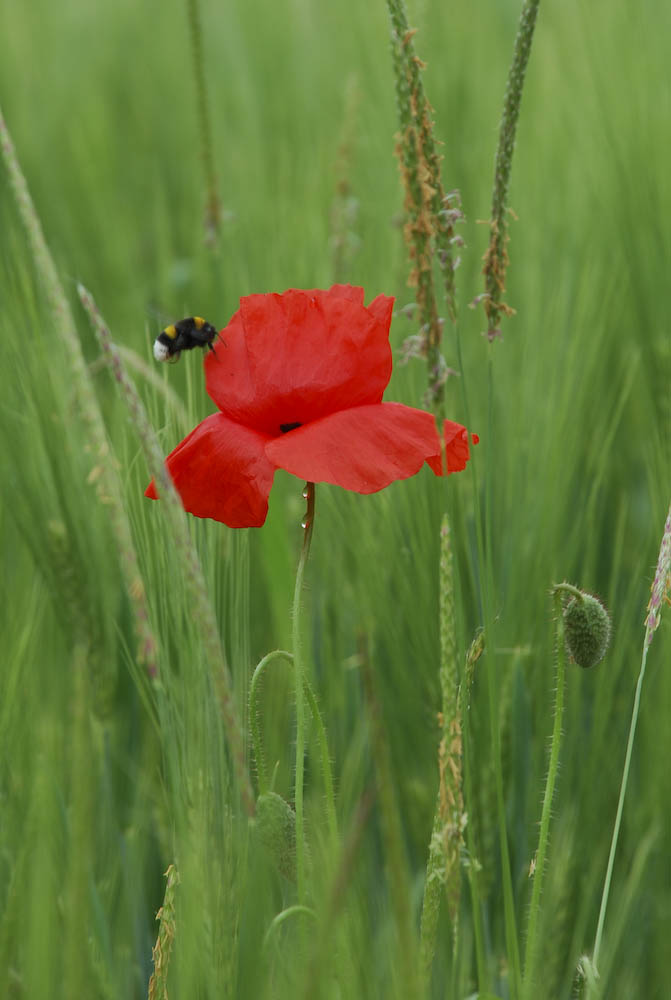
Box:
280;421;302;434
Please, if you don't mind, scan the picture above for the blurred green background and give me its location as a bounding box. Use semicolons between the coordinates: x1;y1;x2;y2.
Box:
1;0;669;997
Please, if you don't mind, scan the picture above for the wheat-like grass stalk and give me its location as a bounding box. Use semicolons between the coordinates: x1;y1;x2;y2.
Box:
148;865;180;1000
77;282;256;818
0;104;159;678
387;0;463;412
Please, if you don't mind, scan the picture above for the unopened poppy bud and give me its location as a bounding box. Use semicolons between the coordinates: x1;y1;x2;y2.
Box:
563;592;612;669
255;792;297;883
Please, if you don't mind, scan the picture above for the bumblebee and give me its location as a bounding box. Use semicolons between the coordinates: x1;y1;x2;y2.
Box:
153;316;219;363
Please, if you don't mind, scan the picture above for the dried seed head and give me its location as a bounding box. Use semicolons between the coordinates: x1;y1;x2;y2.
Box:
563;593;612;669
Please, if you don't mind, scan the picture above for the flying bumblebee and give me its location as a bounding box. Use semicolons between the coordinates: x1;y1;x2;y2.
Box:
153;316;220;363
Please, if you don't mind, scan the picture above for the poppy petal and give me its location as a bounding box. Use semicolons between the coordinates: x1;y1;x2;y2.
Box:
366;293;395;331
265;402;452;494
205;286;393;435
145;413;275;528
425;420;479;476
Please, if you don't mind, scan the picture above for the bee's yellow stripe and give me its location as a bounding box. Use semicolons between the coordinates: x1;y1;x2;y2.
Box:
163;324;177;340
193;316;205;330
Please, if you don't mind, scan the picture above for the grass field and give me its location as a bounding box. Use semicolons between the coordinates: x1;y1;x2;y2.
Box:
1;0;669;997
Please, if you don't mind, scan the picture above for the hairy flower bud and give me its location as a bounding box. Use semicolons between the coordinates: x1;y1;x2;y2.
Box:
255;792;297;883
563;592;612;669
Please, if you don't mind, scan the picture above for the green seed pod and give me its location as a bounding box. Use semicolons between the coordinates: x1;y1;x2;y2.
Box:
255;792;297;883
563;593;612;669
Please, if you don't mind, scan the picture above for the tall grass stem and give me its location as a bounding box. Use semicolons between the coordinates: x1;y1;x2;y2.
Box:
186;0;221;243
63;640;93;998
589;503;671;987
361;639;419;999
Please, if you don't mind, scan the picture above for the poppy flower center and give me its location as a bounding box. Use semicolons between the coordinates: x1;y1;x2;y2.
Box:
280;421;302;434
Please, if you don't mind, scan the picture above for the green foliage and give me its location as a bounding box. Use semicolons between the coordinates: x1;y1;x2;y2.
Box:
1;0;669;998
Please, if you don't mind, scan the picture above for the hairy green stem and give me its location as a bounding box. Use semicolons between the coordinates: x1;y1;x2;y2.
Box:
250;648;337;845
293;483;315;903
248;651;287;795
522;588;566;996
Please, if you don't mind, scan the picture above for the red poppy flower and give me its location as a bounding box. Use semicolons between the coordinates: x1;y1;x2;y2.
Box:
146;285;477;527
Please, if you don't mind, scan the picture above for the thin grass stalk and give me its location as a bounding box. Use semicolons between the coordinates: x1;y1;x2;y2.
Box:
361;637;419;999
483;355;522;997
586;503;671;991
300;789;374;1000
249;649;338;845
77;283;255;818
521;587;567;998
419;515;464;987
186;0;221;244
453;311;520;993
148;864;180;1000
63;639;93;998
0;105;159;678
293;483;315;904
482;0;541;340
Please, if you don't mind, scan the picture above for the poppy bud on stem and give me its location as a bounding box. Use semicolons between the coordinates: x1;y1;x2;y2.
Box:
293;482;316;906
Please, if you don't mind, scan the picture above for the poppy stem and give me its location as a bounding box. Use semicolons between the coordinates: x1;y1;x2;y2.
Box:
293;482;315;906
521;587;566;997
